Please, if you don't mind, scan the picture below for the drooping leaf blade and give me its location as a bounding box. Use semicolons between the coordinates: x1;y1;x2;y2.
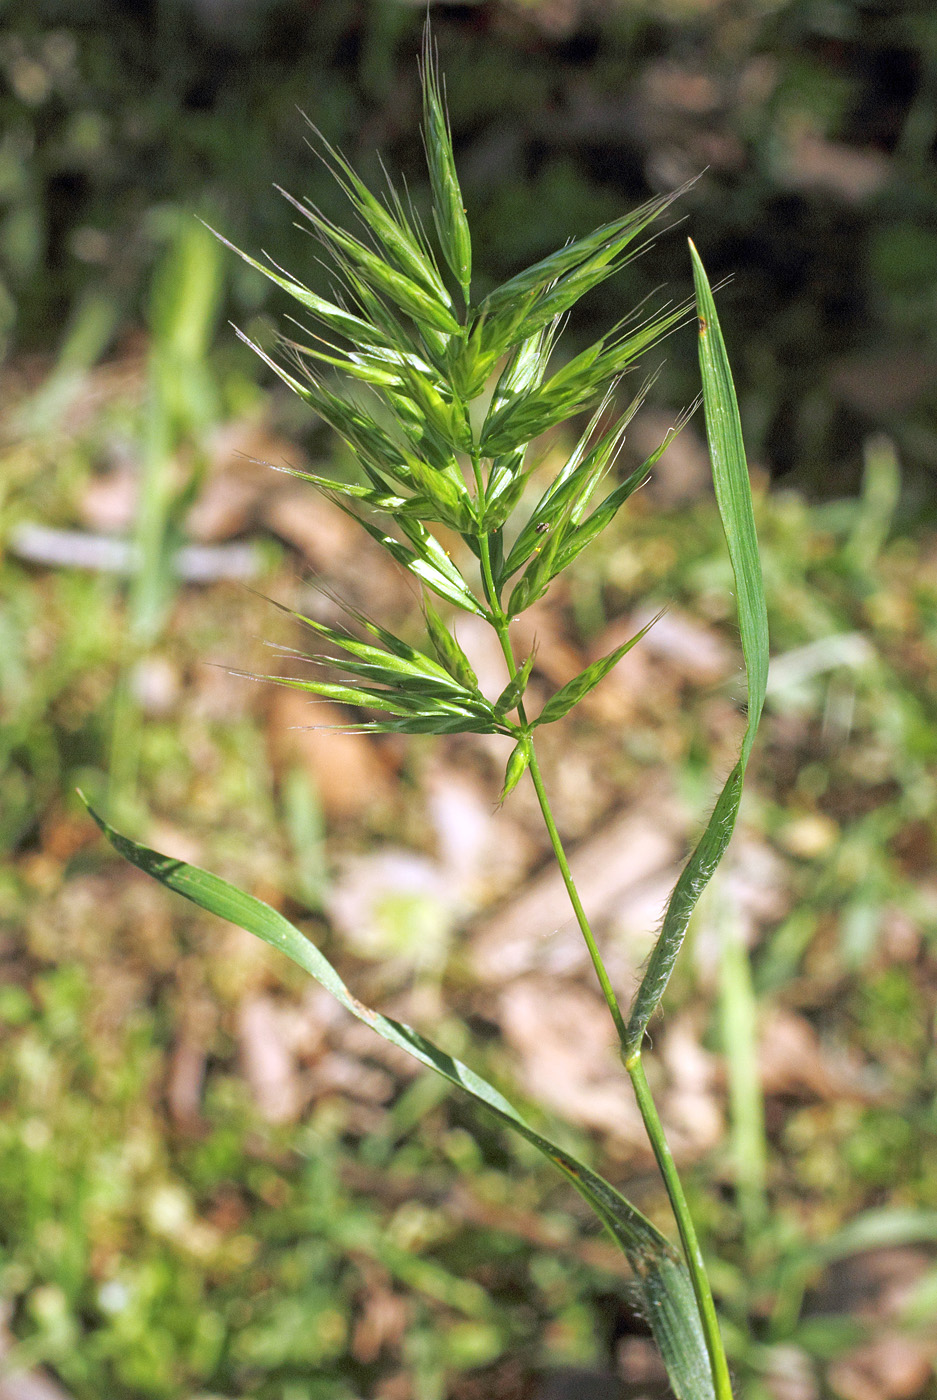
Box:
83;800;715;1400
623;243;769;1057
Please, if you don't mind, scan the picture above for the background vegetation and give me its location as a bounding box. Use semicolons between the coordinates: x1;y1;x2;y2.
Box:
2;1;937;1398
5;0;937;499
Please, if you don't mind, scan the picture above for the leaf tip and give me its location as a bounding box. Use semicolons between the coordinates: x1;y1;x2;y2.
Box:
76;789;107;836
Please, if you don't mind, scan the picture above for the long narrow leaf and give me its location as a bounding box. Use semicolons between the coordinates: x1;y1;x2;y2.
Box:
623;244;769;1056
83;801;715;1400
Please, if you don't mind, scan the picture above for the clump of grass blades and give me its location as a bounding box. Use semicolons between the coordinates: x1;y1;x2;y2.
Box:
89;25;768;1400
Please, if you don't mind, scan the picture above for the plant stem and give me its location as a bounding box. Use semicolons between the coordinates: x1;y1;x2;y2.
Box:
525;744;732;1397
475;512;733;1394
626;1052;735;1400
525;749;630;1047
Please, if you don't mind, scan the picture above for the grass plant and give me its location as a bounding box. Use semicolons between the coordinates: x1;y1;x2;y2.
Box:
106;217;225;820
88;28;769;1398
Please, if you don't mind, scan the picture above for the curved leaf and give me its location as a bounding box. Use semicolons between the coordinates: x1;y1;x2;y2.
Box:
623;244;769;1057
84;800;715;1400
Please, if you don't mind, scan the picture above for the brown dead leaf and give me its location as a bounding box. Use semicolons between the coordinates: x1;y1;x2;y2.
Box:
79;464;138;533
781;129;890;203
352;1272;409;1364
313;1051;394;1104
498;977;647;1150
881;906;920;964
616;1336;669;1389
471;787;685;983
261;484;402;603
167;995;216;1130
267;689;394;821
827;1334;934;1400
659;1015;723;1161
375;1373;416;1400
759;1009;880;1103
642;60;721;116
819;1247;933;1324
130;655;181;716
40;808;99;862
521;0;582;37
0;1372;76;1400
237;994;306;1124
334;1018;422;1081
0;1311;75;1400
262;483;359;570
236;976;416;1123
236;983;352;1123
186;420;302;542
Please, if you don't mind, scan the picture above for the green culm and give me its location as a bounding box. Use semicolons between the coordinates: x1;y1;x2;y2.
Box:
88;25;768;1400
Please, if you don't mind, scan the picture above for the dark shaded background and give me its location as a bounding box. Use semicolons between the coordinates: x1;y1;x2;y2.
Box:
3;0;937;504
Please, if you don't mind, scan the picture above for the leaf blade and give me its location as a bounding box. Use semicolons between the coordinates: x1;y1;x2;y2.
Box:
623;244;769;1056
84;803;715;1399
